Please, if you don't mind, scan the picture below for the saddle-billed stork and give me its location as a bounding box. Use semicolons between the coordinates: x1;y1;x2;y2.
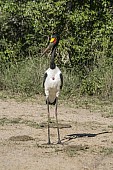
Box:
42;33;63;144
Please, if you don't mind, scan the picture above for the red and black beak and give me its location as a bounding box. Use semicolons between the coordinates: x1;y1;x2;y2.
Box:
41;35;59;57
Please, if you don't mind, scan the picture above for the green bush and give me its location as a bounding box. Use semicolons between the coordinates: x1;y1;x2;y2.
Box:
0;0;113;99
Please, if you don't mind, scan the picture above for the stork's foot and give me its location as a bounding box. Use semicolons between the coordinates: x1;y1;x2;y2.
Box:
47;140;51;145
57;140;62;144
47;142;51;145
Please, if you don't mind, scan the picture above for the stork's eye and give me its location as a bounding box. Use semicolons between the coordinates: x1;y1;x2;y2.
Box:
50;38;57;43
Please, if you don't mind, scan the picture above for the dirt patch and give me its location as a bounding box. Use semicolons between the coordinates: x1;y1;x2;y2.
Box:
0;98;113;170
9;135;34;141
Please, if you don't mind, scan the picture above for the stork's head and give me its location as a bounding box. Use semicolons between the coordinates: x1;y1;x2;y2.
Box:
41;34;60;56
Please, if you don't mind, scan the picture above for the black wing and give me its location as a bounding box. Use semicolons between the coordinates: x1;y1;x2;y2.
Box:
43;72;47;88
60;73;63;89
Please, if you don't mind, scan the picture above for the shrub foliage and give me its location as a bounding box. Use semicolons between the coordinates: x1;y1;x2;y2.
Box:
0;0;113;98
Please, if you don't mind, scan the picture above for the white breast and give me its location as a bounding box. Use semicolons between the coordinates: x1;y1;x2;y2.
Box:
45;66;61;89
44;66;62;102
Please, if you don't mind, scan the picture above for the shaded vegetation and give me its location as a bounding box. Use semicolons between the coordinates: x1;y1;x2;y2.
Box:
0;0;113;98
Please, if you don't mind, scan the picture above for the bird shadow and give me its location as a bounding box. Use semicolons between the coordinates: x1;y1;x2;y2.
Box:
61;131;112;143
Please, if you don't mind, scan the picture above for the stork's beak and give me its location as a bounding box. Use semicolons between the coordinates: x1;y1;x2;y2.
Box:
41;43;54;57
41;37;57;57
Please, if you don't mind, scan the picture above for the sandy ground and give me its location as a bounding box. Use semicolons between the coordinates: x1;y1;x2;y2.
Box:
0;96;113;170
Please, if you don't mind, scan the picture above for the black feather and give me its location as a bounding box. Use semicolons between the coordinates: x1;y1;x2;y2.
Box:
60;73;63;89
46;98;56;105
43;72;47;88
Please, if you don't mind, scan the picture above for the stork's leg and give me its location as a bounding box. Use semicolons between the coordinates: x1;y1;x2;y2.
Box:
55;97;61;144
47;97;51;144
